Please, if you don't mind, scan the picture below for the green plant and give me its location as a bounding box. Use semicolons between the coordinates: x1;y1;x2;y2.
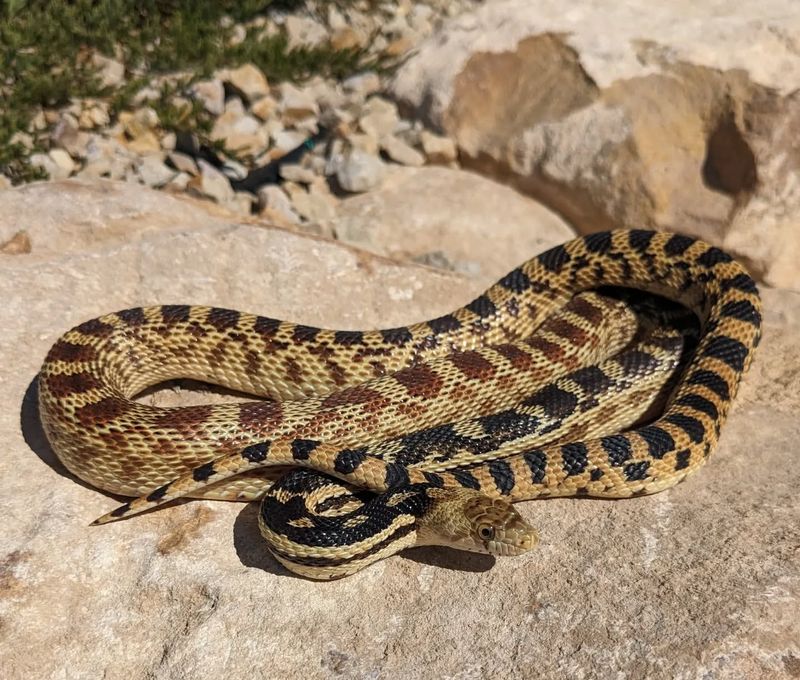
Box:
0;0;381;182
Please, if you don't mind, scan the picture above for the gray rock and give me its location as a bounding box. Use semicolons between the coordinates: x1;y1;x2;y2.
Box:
381;135;426;167
285;179;338;224
279;163;318;184
222;63;270;103
345;133;379;155
420;130;458;164
210;100;268;156
278;82;320;124
191;78;225;116
189;160;234;204
358;96;400;139
136;155;177;188
285;15;328;49
257;184;301;225
167;152;198;176
91;53;125;88
271;129;308;153
51;114;90;158
78;103;111;129
343;72;382;98
79;136;133;180
29;150;75;180
166;171;192;191
250;95;278;121
225;191;256;215
160;132;176;151
332;165;574;283
335;149;387;192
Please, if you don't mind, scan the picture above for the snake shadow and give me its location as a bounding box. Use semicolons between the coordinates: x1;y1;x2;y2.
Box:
232;501;496;578
233;503;303;579
21;375;129;501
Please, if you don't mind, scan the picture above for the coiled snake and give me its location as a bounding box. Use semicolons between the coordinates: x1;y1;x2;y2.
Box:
39;230;762;579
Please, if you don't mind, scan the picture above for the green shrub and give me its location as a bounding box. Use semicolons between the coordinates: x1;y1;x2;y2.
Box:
0;0;378;182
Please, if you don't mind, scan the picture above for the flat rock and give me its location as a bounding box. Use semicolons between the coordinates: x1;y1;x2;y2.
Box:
1;180;797;679
391;0;800;289
381;135;426;167
331;165;575;283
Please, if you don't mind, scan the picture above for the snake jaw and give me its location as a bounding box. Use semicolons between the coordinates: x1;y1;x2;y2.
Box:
417;488;538;557
485;522;539;557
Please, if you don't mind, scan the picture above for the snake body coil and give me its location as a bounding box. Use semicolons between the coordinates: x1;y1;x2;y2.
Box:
39;230;762;579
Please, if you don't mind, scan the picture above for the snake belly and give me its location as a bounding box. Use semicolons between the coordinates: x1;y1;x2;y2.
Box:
38;230;762;578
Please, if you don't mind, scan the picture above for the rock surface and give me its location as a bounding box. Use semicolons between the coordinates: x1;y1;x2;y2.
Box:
391;0;800;290
1;180;798;679
330;165;575;282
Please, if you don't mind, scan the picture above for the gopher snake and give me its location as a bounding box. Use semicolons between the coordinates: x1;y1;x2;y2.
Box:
39;230;761;579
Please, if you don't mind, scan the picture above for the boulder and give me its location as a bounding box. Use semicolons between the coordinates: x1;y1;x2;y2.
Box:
391;0;800;289
330;165;575;283
0;180;796;678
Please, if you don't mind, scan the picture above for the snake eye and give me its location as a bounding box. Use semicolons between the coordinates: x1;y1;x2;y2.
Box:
478;525;495;541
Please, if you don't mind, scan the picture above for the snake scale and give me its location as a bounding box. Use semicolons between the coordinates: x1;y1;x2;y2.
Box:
39;230;762;579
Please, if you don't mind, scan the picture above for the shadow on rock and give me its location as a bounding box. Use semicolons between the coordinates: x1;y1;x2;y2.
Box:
233;502;303;579
404;545;495;574
20;375;126;501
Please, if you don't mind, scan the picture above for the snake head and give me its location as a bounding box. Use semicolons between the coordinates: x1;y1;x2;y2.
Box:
417;488;538;557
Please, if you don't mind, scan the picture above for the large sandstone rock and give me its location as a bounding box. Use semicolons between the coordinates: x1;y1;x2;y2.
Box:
391;0;800;290
2;181;798;678
329;165;575;283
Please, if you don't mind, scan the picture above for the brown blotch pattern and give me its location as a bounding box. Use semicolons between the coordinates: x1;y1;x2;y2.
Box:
46;340;98;364
161;305;191;325
568;295;604;324
75;318;114;337
206;308;240;331
542;318;589;345
117;308;146;326
155;405;214;432
46;371;103;397
307;343;336;359
253;316;281;337
245;350;262;376
369;361;387;378
284;357;304;385
238;401;283;433
449;350;497;381
526;337;566;364
393;365;444;399
76;396;128;427
186;322;207;339
324;360;349;387
321;385;385;410
494;343;534;371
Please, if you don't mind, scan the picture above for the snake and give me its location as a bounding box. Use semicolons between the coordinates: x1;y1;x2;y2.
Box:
38;230;762;579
